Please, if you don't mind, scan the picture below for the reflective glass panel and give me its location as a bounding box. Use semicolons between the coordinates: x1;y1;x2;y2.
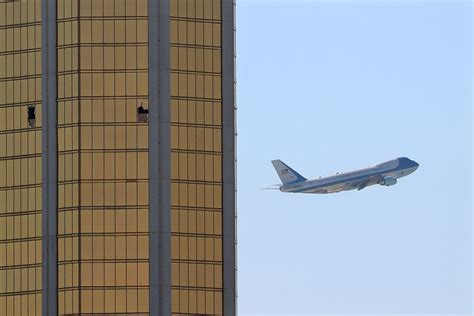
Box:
170;1;223;315
0;1;42;315
57;0;149;314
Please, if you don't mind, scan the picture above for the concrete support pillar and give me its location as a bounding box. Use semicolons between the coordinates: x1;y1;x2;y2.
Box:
149;0;172;314
222;0;237;315
41;0;57;314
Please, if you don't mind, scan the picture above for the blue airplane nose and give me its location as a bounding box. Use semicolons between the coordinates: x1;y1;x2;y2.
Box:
399;157;419;170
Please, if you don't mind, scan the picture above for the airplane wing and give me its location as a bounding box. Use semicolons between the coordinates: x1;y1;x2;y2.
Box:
355;175;383;191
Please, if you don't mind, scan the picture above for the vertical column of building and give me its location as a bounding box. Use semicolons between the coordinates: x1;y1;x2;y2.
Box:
169;0;226;314
56;0;80;314
75;0;150;314
222;0;236;314
149;0;172;314
42;0;58;314
0;1;43;315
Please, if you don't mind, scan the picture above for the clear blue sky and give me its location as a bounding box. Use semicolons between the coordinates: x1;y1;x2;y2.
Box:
236;1;472;315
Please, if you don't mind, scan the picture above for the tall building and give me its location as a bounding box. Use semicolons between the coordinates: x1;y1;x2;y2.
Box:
0;0;236;315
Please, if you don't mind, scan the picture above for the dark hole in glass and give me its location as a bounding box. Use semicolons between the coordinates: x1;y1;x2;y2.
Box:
27;105;36;127
137;104;149;123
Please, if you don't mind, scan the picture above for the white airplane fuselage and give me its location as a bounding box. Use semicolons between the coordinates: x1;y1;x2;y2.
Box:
273;157;419;194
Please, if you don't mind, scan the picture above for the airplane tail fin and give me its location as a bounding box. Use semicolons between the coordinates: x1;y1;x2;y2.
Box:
271;160;307;185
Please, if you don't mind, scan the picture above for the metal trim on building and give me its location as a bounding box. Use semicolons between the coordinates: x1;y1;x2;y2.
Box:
41;0;57;314
222;0;237;315
149;0;172;314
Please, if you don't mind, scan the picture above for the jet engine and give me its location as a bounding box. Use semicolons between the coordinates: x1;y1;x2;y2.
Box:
379;176;397;186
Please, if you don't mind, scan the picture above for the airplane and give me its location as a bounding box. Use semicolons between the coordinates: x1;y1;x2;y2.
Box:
271;157;419;194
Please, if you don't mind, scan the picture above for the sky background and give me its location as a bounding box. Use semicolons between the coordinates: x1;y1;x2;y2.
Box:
236;1;472;315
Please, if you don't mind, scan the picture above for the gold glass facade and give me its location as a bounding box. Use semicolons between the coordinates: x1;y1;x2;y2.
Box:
1;0;233;314
57;0;149;314
170;0;224;315
56;1;80;313
0;1;43;315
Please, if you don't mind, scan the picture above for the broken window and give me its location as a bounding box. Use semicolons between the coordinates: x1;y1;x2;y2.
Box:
27;105;36;127
137;104;149;123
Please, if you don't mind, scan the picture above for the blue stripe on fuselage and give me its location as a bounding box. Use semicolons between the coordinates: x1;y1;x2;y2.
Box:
286;158;416;193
